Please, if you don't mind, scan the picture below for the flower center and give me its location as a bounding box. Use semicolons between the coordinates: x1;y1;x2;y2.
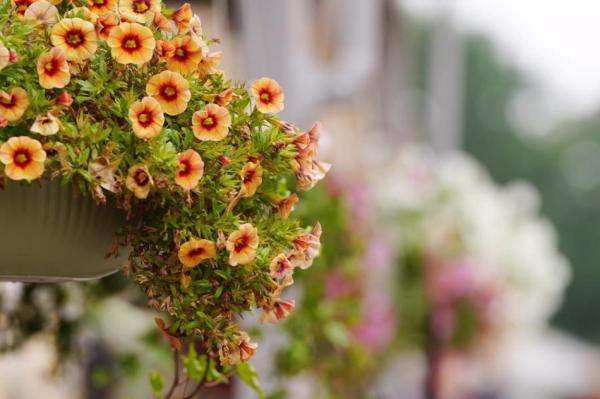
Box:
133;0;149;13
0;95;13;106
178;160;190;175
188;247;205;257
13;150;31;167
234;236;249;252
175;48;186;58
94;0;105;4
44;62;55;72
134;169;149;186
260;91;271;103
66;31;84;47
124;38;138;49
138;112;150;123
40;117;52;125
161;85;177;100
243;170;255;183
202;116;215;128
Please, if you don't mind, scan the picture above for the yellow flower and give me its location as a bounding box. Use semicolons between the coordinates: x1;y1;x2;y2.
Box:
175;149;204;191
191;103;231;141
95;13;119;40
37;47;70;89
178;239;216;269
87;0;116;15
0;42;10;71
0;88;29;122
129;96;164;139
166;35;203;75
197;51;222;78
125;164;153;199
23;0;58;25
240;162;263;197
0;136;46;181
251;77;284;114
172;2;192;33
119;0;159;23
11;0;36;18
50;18;98;61
30;113;60;136
107;22;155;66
226;223;259;266
146;70;191;116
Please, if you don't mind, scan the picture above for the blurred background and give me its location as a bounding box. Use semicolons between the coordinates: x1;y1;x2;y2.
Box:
3;0;600;398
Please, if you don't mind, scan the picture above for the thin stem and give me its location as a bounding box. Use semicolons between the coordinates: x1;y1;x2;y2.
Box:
163;349;181;399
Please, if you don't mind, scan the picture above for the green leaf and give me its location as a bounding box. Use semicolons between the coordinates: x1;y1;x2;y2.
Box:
149;372;164;397
235;362;266;399
183;346;208;382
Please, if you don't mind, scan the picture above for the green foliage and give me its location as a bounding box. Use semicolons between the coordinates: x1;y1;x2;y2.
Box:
236;362;266;399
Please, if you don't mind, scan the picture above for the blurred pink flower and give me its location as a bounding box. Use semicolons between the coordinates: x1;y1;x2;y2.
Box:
362;238;394;271
352;292;396;353
325;270;356;299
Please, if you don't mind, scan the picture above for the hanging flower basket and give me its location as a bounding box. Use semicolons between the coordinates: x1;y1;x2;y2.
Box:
0;178;126;281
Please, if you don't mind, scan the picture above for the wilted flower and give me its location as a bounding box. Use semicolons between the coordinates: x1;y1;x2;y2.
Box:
175;149;204;191
226;223;259;266
288;223;322;269
178;239;216;268
0;88;29;122
261;299;295;323
107;22;155;66
167;35;203;75
0;136;46;181
189;14;202;36
37;47;70;89
197;51;222;78
146;70;191;115
95;13;119;40
238;332;258;362
56;91;73;107
30;113;60;136
126;164;153;199
240;162;263;197
172;2;192;33
50;18;98;61
24;0;58;25
252;77;284;114
128;96;164;139
215;88;234;107
277;193;299;219
155;39;175;61
192;103;231;141
89;157;119;192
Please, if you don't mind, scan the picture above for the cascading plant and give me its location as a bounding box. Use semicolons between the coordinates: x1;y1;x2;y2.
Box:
0;0;329;395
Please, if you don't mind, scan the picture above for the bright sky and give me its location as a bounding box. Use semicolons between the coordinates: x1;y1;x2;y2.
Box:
401;0;600;122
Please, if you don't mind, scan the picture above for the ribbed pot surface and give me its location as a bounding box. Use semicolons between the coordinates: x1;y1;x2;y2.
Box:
0;179;128;282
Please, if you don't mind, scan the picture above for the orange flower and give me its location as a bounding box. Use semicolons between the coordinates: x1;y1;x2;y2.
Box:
146;70;191;115
51;18;98;61
251;77;284;114
0;88;29;122
226;223;259;266
0;136;46;181
153;12;173;32
197;51;222;78
107;22;155;66
175;149;204;191
119;0;159;23
128;96;164;139
87;0;116;15
0;42;9;71
172;3;192;33
156;40;175;61
191;103;231;141
238;332;258;363
30;113;60;136
125;164;153;199
37;47;70;89
56;91;73;107
166;35;203;75
11;0;35;18
23;0;57;25
288;223;322;270
277;193;299;219
270;253;293;280
215;88;234;107
178;239;216;268
261;299;295;323
240;162;263;197
95;13;119;40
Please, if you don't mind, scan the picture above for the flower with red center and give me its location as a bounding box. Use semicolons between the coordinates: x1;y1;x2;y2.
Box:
251;77;284;114
166;35;203;75
0;88;29;122
125;164;153;199
277;193;299;219
240;162;263;197
0;136;46;181
0;42;9;71
37;47;70;89
11;0;35;18
50;18;98;61
175;149;204;191
261;299;295;323
269;253;293;280
191;103;231;141
146;70;191;115
56;91;73;107
288;223;322;270
128;96;164;139
178;238;216;269
172;3;192;33
119;0;159;22
226;223;259;266
107;22;155;66
197;51;222;78
87;0;116;15
156;40;175;61
24;0;57;25
95;13;119;40
30;113;60;136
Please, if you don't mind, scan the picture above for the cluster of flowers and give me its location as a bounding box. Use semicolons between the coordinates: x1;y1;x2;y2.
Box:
0;0;329;381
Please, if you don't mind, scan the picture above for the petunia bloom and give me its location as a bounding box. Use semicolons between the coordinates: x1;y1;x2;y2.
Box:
178;238;216;268
261;299;295;323
226;223;259;266
251;77;284;114
0;88;29;122
153;12;172;32
11;0;35;18
238;332;258;363
30;113;60;136
119;0;159;23
56;91;73;107
50;18;98;61
23;0;58;25
197;51;222;78
37;47;70;89
128;96;164;139
125;164;153;199
172;3;192;33
166;35;203;75
87;0;116;15
288;223;322;270
0;136;46;181
269;253;293;280
95;13;119;40
0;42;10;71
146;70;191;115
107;22;155;66
240;162;263;197
175;149;204;191
155;39;175;61
0;116;7;129
192;103;231;141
